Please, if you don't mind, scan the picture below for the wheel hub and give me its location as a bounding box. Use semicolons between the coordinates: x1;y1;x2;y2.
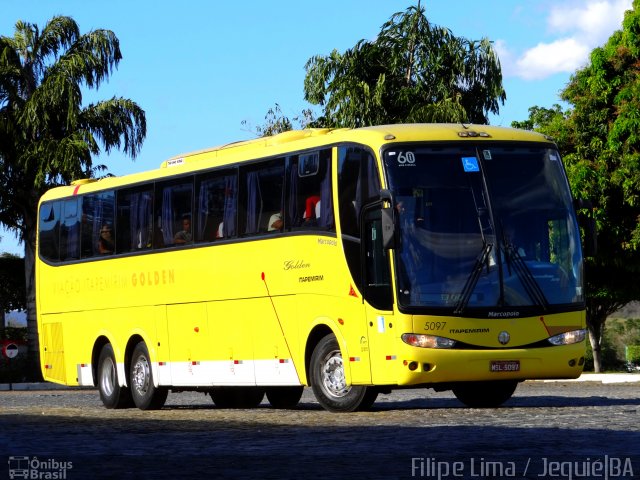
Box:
322;350;350;398
132;355;150;395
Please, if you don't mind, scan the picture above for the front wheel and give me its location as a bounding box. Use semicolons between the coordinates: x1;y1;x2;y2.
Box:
452;380;518;408
129;341;168;410
310;334;373;412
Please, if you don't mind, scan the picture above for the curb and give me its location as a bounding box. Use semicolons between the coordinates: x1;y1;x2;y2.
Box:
537;373;640;384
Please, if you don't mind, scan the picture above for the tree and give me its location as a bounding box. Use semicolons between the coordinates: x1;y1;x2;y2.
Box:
0;16;146;377
512;1;640;371
242;103;317;137
303;2;505;128
0;253;26;340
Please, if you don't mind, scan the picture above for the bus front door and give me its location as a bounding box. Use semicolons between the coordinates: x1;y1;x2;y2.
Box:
362;206;397;385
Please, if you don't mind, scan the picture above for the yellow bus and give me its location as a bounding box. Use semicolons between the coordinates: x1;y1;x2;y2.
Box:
36;124;587;412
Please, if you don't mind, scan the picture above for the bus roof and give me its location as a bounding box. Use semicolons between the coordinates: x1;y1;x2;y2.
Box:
41;123;554;202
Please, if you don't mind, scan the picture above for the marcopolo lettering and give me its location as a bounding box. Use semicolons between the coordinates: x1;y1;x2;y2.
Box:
488;311;520;318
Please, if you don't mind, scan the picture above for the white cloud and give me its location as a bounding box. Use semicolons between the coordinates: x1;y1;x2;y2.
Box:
505;0;632;80
516;38;590;80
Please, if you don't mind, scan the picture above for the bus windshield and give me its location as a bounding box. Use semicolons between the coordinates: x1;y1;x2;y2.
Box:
384;143;584;315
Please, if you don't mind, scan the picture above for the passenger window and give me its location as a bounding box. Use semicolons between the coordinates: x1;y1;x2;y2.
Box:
196;170;237;241
287;149;334;231
156;179;193;248
240;159;284;235
39;201;61;262
116;187;154;253
81;191;115;258
60;198;81;261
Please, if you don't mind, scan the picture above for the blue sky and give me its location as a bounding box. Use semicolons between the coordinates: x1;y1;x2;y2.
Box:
0;0;633;255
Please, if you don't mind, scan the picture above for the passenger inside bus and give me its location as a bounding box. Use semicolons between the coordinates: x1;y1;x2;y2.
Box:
268;212;283;231
98;223;114;254
303;195;321;226
173;215;192;244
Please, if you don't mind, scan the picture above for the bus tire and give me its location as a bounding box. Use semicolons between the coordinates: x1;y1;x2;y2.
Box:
97;344;133;409
265;386;304;409
210;387;265;408
357;387;379;411
452;380;518;408
129;341;168;410
310;334;369;412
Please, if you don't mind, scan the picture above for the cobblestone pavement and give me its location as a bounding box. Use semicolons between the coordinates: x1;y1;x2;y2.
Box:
1;381;639;479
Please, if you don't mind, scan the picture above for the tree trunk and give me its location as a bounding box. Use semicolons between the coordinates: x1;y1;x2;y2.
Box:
586;314;605;373
587;326;602;373
24;223;42;381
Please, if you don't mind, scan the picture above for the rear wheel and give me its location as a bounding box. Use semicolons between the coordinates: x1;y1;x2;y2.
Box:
266;386;304;409
452;380;518;408
129;341;168;410
310;334;373;412
210;387;265;408
97;344;133;409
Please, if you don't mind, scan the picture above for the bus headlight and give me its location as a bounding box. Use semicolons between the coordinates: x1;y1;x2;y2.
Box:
548;329;586;346
401;333;456;349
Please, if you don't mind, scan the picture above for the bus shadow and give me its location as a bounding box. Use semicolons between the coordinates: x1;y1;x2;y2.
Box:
364;395;640;410
160;394;639;411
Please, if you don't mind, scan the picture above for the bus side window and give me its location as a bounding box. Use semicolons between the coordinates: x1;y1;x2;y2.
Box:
240;159;284;236
81;191;115;258
39;201;61;262
60;198;81;261
288;149;334;231
116;187;154;253
156;180;194;248
195;170;237;241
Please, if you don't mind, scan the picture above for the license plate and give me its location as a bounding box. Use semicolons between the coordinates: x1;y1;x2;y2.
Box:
490;360;520;372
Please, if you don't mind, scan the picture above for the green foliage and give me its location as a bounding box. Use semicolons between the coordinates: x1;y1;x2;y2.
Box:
242;103;318;138
626;345;640;364
1;326;27;342
0;16;146;375
0;16;146;239
511;1;640;371
303;4;505;128
583;334;622;371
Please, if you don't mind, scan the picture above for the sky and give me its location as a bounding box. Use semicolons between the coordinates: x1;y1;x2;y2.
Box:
0;0;634;255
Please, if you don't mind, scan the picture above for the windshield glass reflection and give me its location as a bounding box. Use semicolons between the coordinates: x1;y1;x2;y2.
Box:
384;144;583;314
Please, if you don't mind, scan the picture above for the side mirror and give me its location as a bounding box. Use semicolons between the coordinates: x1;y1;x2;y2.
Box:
381;207;396;249
379;189;396;250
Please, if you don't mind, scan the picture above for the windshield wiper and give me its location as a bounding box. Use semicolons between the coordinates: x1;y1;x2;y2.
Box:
454;242;493;315
503;242;549;310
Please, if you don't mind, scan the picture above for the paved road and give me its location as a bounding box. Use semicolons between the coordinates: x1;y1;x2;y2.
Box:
1;381;639;479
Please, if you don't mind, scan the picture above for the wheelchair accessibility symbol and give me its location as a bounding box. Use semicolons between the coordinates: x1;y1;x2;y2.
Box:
461;157;480;172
